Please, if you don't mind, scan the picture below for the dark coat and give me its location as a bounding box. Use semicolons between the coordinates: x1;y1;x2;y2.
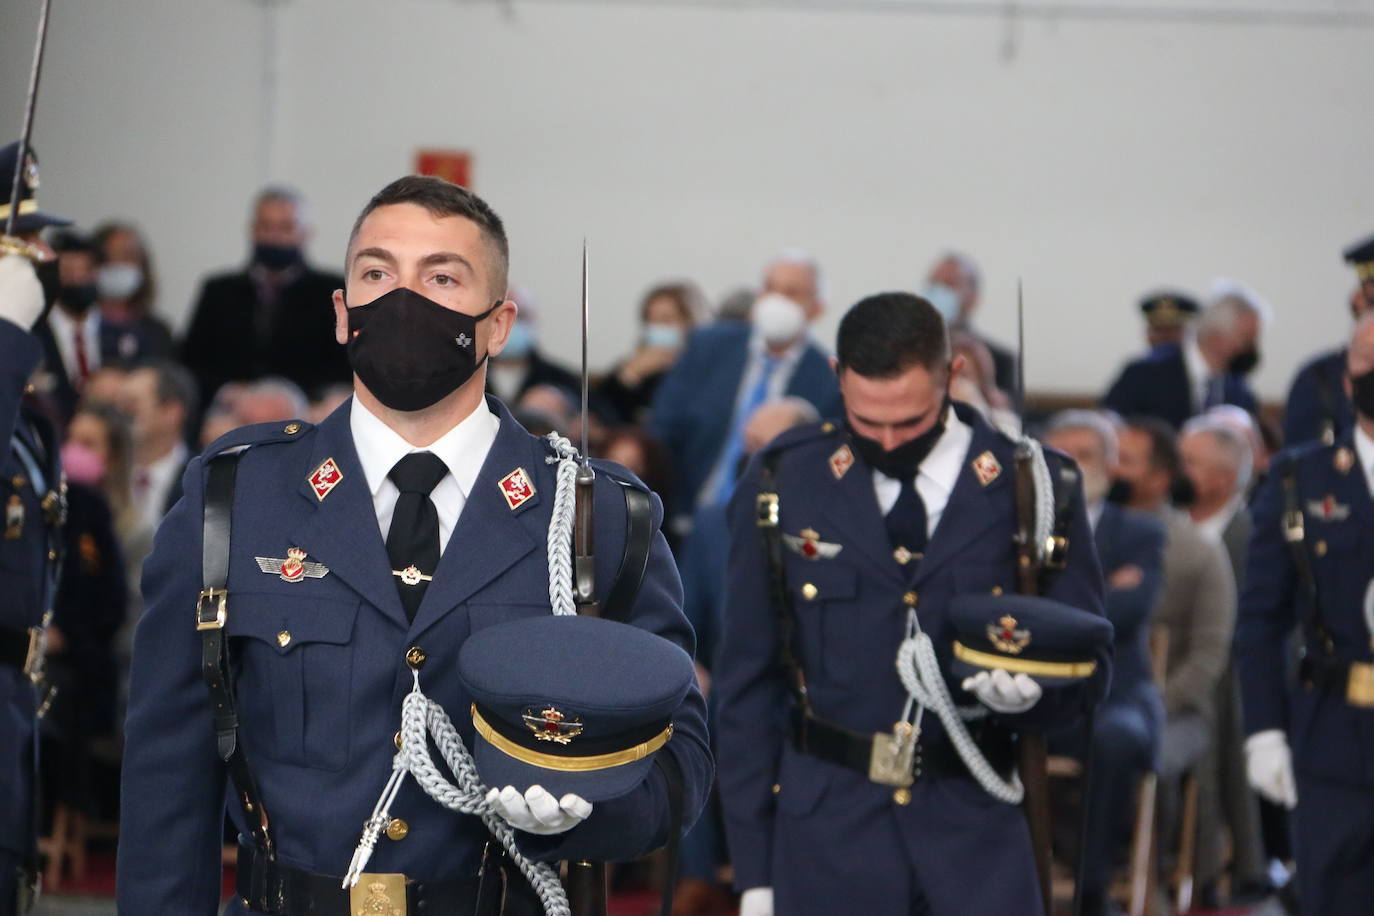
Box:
1093;503;1165;722
180;264;350;403
1102;344;1257;428
32;312;157;428
1283;348;1353;448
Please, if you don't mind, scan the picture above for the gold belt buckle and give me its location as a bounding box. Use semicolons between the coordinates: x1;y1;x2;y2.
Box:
349;872;407;915
868;722;916;788
1347;662;1374;708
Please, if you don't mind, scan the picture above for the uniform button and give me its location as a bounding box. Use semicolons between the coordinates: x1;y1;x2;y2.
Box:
386;818;409;840
11;476;23;488
820;422;834;434
893;788;911;806
801;583;818;601
903;591;918;607
1315;540;1328;557
991;586;1003;595
276;630;292;647
47;549;56;561
406;646;427;670
771;783;781;795
394;730;403;750
284;422;301;435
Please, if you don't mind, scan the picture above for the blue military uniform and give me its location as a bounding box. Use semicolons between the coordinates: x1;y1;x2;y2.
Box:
1234;431;1374;915
1102;343;1257;429
1283;349;1353;448
117;396;711;914
715;402;1109;916
0;316;63;913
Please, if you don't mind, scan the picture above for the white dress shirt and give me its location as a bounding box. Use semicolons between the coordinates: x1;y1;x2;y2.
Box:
46;307;101;383
350;396;500;550
135;440;189;531
1183;334;1214;413
871;408;974;539
1355;423;1374;497
1193;495;1244;545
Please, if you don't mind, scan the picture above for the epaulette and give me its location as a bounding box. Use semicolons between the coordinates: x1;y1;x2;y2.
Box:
588;457;651;493
201;419;314;461
760;419;843;456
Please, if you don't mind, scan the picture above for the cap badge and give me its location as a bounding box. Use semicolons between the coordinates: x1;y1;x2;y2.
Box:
522;706;584;745
987;614;1031;654
1335;447;1355;475
308;457;344;500
829;445;854;480
1307;495;1350;523
783;527;842;560
972;451;1002;487
256;547;329;582
455;332;472;349
499;467;536;510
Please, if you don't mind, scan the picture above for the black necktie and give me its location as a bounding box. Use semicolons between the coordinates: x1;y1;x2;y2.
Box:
885;473;928;562
386;452;449;621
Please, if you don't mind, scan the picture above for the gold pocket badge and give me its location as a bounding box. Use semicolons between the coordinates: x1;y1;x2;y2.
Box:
782;528;842;560
256;547;329;582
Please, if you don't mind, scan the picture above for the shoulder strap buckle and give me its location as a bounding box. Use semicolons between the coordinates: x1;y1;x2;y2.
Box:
196;587;228;630
756;492;779;528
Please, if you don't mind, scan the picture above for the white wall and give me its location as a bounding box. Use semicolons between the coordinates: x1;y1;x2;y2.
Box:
4;0;1373;401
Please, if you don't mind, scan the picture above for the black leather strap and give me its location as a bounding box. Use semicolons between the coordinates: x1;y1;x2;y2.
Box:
198;451;275;871
601;483;654;625
1280;458;1332;658
758;451;811;715
654;750;685;916
791;712;1016;784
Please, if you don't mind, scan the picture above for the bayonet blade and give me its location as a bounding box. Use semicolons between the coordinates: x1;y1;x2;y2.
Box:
580;238;590;465
6;0;54;241
1015;278;1026;427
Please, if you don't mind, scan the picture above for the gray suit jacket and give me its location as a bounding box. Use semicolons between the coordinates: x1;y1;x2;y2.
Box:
1153;507;1237;722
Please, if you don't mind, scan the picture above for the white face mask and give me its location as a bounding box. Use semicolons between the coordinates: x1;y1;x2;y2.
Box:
752;293;806;346
97;263;143;301
921;282;961;322
642;322;684;349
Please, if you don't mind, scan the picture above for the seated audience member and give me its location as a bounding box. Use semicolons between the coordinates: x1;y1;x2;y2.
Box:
308;382;353;424
949;330;1017;430
1104;288;1263;428
921;250;1016;391
1179;416;1268;903
595;280;706;425
600;427;674;513
180;186;349;403
91;221;174;359
714;286;754;323
1044;411;1166;916
234;377;308;425
485;289;580;406
650;250;841;532
78;365;129;412
1138;290;1200;352
64;403;138;546
1113;417;1237;868
121;361;197;532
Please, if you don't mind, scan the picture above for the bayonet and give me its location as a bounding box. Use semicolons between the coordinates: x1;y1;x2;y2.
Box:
2;0;53;258
572;239;598;613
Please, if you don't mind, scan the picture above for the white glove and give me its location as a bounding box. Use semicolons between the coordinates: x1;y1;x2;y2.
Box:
1245;729;1298;809
0;254;44;331
740;887;774;916
485;785;592;835
961;669;1042;714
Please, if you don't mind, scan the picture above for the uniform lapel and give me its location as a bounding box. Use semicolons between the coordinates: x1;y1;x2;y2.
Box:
410;402;541;634
289;402;409;628
911;416;1011;587
1335;436;1374;528
816;450;905;583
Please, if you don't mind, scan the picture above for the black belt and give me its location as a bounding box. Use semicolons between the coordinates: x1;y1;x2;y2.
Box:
235;843;544;916
792;712;1016;783
1299;654;1374;708
0;624;39;677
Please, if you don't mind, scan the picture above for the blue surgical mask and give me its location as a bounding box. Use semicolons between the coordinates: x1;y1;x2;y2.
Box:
500;321;535;359
642;323;684;349
921;283;961;322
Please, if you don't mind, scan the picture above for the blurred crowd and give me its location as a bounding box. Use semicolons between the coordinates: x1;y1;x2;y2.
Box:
25;181;1369;913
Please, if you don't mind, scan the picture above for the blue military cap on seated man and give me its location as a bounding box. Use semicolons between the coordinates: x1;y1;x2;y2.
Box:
1139;290;1200;332
461;615;696;802
949;593;1114;688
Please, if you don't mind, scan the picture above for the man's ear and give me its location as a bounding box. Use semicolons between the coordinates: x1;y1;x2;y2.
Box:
333;289;347;346
485;299;519;358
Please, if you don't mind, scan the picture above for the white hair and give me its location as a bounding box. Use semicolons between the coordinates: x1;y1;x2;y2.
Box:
1181;414;1254;495
247;376;309;419
253;184;309;229
1207;277;1272;328
764;248;827;303
937;250;982;296
1044;409;1119;467
1197;281;1268;341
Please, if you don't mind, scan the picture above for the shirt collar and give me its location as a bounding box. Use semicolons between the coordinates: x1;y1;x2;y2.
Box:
915;406;972;496
748;327;809;364
1183;333;1210;384
1355;423;1374;489
350;396;500;499
47;305;99;337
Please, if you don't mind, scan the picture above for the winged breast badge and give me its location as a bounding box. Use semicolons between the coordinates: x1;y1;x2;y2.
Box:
782;528;843;560
256;547;329;583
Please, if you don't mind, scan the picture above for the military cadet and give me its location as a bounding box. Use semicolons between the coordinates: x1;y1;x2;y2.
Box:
1236;312;1374;915
117;175;711;915
715;292;1110;916
1282;234;1373;447
1138;290;1199;351
0;141;70;915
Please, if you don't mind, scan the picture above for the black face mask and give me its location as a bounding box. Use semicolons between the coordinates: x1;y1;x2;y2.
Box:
1228;346;1260;377
58;284;98;315
1170;475;1197;508
346;287;500;412
1352;368;1374;420
1106;478;1134;506
253;242;301;271
845;399;949;481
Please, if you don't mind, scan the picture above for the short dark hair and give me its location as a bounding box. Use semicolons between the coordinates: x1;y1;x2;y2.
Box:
836;292;950;379
136;359;199;418
51;230;96;257
348;175;509;299
1124;415;1179;478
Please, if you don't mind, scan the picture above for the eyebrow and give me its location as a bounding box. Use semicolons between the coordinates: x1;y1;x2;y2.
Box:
851;408;931;428
351;247;475;275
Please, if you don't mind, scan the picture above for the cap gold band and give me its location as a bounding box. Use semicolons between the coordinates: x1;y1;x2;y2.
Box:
953;641;1098;679
1356;263;1374;282
0;199;38;221
471;705;673;772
